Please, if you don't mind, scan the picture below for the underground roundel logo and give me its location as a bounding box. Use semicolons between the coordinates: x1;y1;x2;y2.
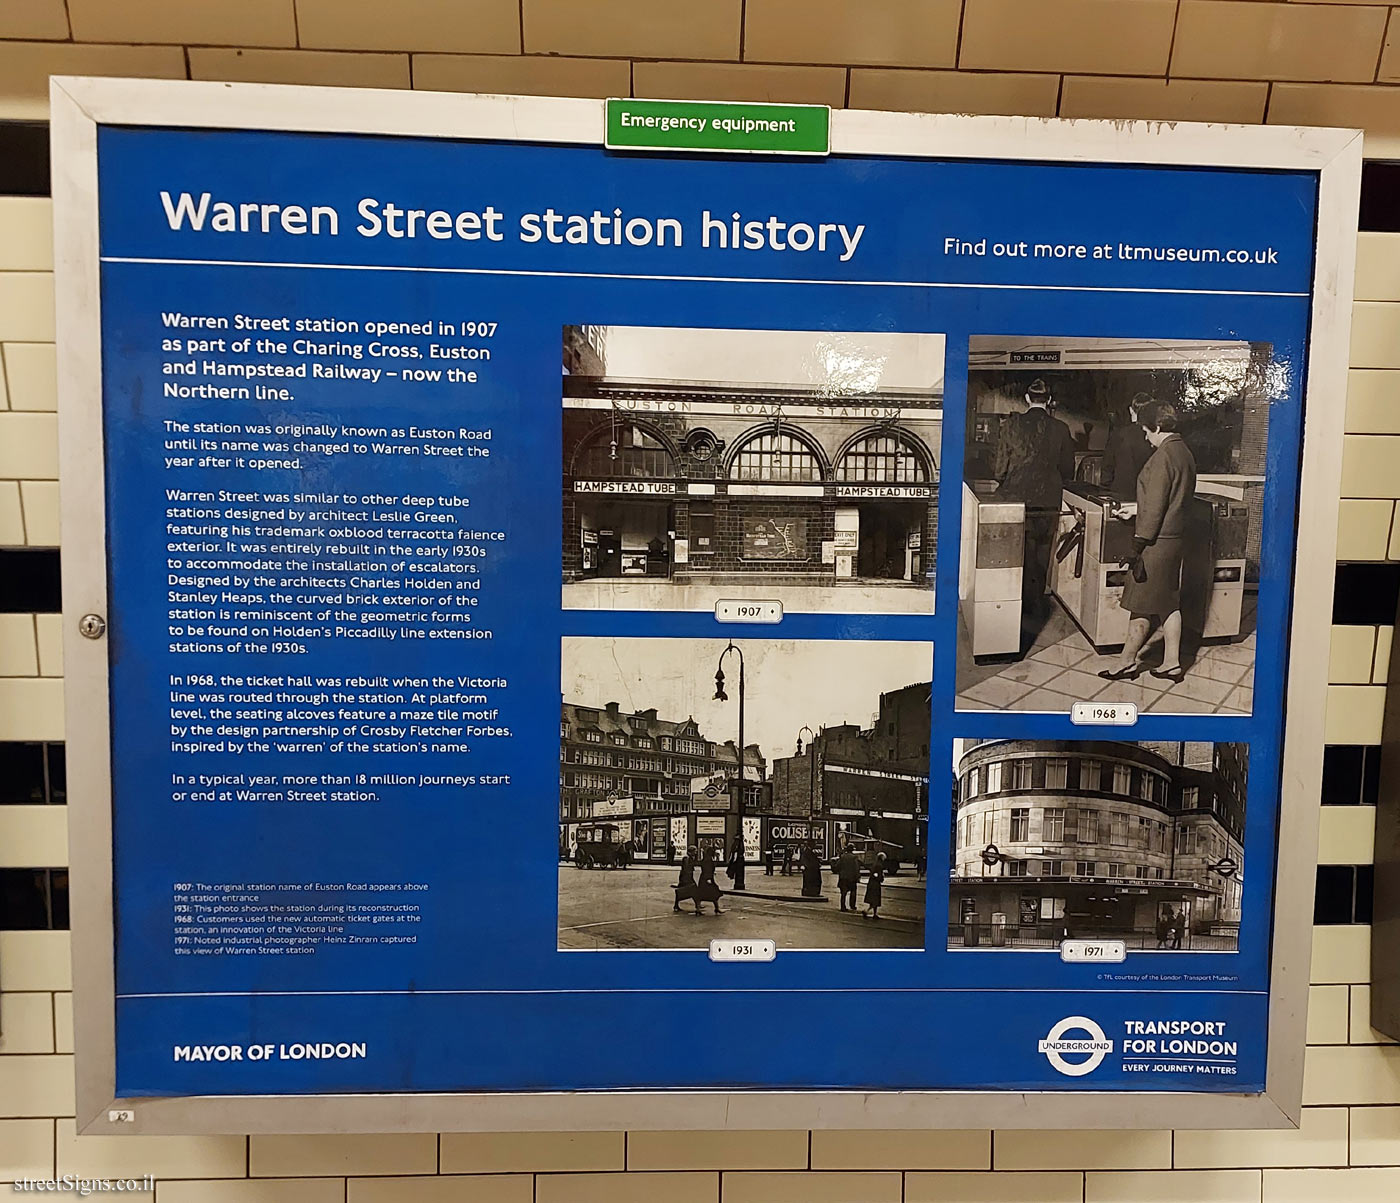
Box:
1038;1016;1114;1077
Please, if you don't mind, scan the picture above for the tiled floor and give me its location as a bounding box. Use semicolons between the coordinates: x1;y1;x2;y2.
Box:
956;596;1256;716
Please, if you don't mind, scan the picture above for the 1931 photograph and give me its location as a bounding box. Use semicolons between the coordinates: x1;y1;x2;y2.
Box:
558;636;933;951
948;738;1248;952
563;325;944;615
958;336;1268;716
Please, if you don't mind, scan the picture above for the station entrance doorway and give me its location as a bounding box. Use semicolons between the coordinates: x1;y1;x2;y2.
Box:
837;502;924;581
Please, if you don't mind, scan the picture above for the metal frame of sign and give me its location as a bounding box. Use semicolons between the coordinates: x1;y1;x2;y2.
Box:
51;75;1360;1135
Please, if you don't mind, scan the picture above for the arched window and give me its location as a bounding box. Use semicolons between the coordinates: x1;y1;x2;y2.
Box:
836;432;929;483
729;430;822;481
573;422;674;478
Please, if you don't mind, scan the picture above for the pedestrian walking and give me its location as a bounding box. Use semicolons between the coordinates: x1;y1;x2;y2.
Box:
665;839;676;866
673;846;699;914
800;839;822;899
764;846;774;876
836;842;860;912
1155;908;1171;949
728;833;747;893
1098;399;1199;686
781;844;794;876
697;845;723;915
862;853;886;920
1170;908;1186;950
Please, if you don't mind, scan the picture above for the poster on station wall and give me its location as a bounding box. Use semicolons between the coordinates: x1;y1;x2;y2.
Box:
53;80;1358;1132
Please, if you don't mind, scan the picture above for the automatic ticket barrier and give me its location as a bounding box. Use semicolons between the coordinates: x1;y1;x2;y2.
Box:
960;480;1025;657
1051;482;1247;650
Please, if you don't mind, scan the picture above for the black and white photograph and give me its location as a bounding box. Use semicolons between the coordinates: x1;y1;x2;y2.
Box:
958;336;1267;716
563;325;944;614
558;636;932;951
948;739;1247;952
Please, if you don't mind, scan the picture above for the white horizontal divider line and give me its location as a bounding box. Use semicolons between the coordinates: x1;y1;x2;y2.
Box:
100;256;1309;299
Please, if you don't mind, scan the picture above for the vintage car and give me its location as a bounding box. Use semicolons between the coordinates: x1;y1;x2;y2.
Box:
829;834;909;876
573;823;633;869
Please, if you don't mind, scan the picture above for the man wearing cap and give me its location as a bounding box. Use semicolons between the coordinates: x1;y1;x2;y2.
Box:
993;378;1076;643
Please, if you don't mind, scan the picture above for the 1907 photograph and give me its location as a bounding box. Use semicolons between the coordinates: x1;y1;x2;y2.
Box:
958;336;1268;716
563;325;944;615
558;636;932;951
948;739;1248;953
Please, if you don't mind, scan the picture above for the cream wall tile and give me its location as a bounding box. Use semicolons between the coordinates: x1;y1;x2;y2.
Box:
811;1130;990;1170
1342;434;1400;497
848;70;1060;117
1085;1169;1260;1202
1268;85;1400;158
1349;1104;1400;1163
632;62;846;107
721;1172;901;1203
1174;1;1386;82
298;0;519;53
441;1132;624;1173
414;55;631;100
1350;985;1399;1045
906;1173;1084;1203
0;42;187;120
0;412;57;480
1311;924;1370;984
993;1129;1170;1170
0;678;63;742
524;0;740;60
1059;77;1268;123
3;344;57;412
52;993;71;1055
157;1180;345;1203
0;932;70;991
1174;1107;1347;1168
68;0;296;46
0;351;7;407
349;1177;532;1203
1354;232;1400;301
1264;1167;1400;1202
1302;1043;1400;1104
629;1131;807;1170
0;1055;74;1117
0;1;68;40
34;614;60;678
250;1133;436;1177
1316;805;1376;864
1324;685;1385;744
1329;624;1376;683
960;0;1177;75
58;1119;245;1180
1336;499;1395;560
537;1172;718;1203
189;48;411;89
1352;303;1400;369
1374;626;1393;680
0;1118;53;1179
0;993;55;1054
0;275;53;343
19;480;59;546
1347;370;1400;434
0;482;22;546
0;614;37;676
0;199;52;272
1305;984;1351;1045
745;0;960;68
0;806;67;868
1338;498;1394;560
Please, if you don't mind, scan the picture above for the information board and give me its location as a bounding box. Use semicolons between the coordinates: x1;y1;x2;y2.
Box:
53;79;1359;1133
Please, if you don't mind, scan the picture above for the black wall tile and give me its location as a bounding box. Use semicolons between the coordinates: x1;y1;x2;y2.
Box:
1333;563;1400;626
0;549;60;612
0;121;49;197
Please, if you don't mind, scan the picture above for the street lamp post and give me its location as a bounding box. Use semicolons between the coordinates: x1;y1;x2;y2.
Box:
713;642;746;821
796;725;817;821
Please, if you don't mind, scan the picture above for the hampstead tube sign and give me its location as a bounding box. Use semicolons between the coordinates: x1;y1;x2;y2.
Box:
53;80;1358;1133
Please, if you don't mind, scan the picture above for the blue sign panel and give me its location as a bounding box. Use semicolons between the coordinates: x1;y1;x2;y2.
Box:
93;123;1317;1097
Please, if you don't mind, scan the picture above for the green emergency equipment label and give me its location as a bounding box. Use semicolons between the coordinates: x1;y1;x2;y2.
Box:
605;99;831;156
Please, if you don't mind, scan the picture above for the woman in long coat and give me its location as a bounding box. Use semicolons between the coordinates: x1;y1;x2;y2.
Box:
697;845;723;914
673;846;699;914
1098;399;1197;684
799;840;822;899
863;853;886;921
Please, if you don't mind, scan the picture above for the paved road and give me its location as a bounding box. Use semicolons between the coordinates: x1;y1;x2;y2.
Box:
558;864;926;951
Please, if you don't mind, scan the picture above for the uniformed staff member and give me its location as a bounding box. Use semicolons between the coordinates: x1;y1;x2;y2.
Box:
1101;392;1155;502
1099;399;1198;684
993;378;1076;642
